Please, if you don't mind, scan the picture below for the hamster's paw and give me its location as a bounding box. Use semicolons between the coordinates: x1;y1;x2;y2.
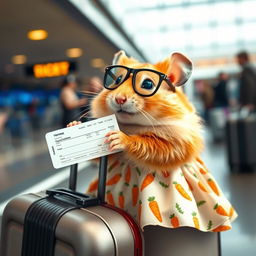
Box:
104;131;129;151
67;121;82;127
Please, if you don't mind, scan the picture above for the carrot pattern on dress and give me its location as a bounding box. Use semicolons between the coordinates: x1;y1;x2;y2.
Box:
118;192;125;209
87;157;238;232
148;196;162;223
124;166;131;186
170;214;180;228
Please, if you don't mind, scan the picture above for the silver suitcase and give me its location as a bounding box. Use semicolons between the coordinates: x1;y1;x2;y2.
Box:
0;157;144;256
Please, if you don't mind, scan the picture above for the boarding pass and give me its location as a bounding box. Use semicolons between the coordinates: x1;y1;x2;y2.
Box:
45;114;121;169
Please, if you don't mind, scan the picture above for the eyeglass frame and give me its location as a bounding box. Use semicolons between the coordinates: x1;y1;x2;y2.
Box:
103;65;176;97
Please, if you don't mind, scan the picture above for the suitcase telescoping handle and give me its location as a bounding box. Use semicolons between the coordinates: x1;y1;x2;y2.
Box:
46;156;108;206
68;156;108;203
97;155;108;203
69;164;78;191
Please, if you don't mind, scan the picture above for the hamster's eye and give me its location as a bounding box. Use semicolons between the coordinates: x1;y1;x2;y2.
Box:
115;75;123;85
141;79;154;90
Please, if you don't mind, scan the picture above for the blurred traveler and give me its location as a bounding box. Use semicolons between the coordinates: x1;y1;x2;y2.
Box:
0;108;8;134
213;72;229;108
236;51;256;112
210;73;230;142
87;76;103;94
27;98;40;130
226;77;239;108
60;74;87;127
195;80;214;123
0;84;10;134
80;76;103;122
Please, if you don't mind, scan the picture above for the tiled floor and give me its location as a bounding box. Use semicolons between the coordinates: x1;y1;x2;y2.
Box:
0;128;256;255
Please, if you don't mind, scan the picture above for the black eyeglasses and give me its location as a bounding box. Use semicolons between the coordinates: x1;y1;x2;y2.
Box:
103;65;176;97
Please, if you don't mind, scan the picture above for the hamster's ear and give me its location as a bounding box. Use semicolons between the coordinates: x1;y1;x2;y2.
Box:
112;50;127;65
167;53;192;86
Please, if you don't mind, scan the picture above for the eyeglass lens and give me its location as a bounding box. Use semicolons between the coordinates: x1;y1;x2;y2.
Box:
105;66;128;89
134;70;160;96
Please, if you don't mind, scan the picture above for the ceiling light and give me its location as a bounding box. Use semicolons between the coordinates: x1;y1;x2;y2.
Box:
91;58;105;68
11;55;27;65
27;29;48;40
66;48;83;58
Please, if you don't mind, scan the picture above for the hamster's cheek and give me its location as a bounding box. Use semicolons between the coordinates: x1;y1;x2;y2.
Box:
106;95;119;112
90;93;114;118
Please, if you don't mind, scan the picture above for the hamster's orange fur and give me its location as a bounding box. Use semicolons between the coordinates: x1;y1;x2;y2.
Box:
91;52;203;172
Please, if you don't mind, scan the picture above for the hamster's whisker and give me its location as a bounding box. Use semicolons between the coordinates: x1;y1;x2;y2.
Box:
83;95;96;99
79;90;98;95
73;106;91;120
140;109;159;124
78;110;91;120
138;109;157;134
76;105;90;115
140;110;176;135
80;104;91;108
78;107;93;120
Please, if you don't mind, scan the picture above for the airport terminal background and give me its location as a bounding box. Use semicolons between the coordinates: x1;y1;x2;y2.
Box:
1;0;256;255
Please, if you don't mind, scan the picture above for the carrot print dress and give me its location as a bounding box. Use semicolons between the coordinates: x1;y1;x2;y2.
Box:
87;157;237;232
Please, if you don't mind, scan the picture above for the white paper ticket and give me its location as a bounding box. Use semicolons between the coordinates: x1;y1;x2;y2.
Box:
45;114;121;169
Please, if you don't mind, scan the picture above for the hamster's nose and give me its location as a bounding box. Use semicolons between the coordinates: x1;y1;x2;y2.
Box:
115;96;127;105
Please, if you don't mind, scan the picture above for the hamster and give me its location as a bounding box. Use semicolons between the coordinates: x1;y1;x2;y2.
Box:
91;51;203;172
70;50;237;232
